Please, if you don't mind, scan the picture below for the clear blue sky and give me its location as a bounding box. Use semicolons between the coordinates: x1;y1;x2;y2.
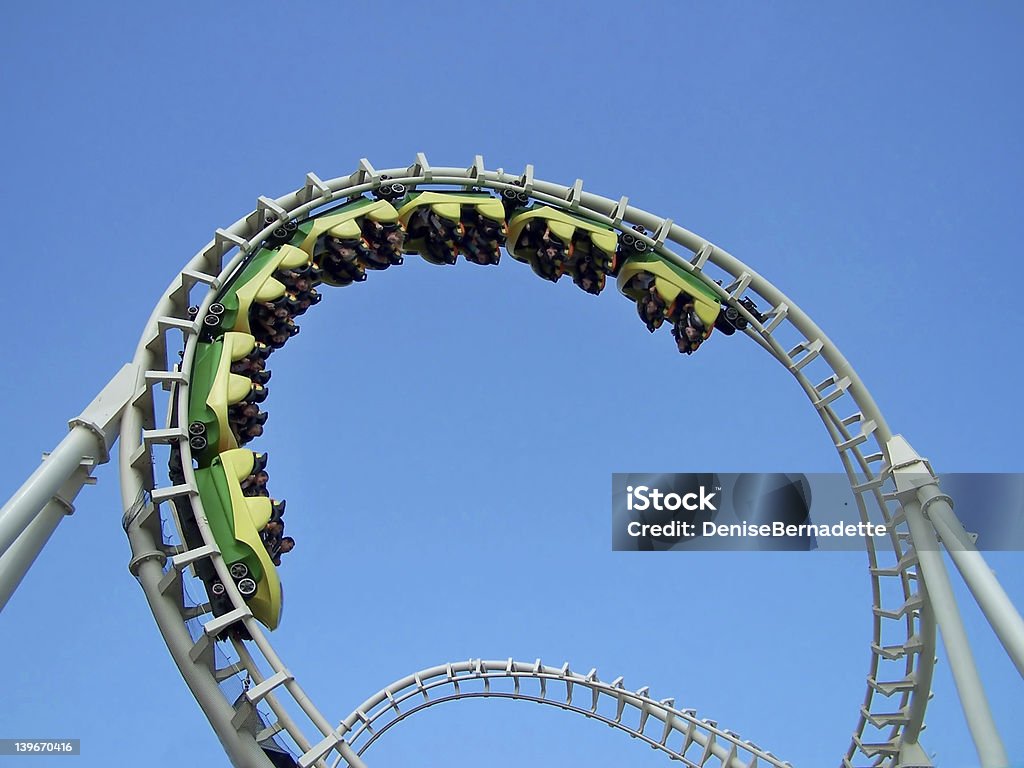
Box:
1;3;1022;767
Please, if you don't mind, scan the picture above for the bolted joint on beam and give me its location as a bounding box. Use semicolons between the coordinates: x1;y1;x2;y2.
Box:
67;364;139;465
885;435;939;500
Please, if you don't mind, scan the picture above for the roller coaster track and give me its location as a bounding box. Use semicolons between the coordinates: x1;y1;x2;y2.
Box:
334;658;795;768
2;153;1019;768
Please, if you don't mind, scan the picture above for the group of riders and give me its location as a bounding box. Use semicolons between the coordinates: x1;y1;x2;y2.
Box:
512;215;612;295
406;204;505;266
171;199;762;595
238;456;293;566
629;272;710;355
317;217;405;286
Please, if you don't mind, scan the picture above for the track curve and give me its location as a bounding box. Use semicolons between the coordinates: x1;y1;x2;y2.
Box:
120;154;934;768
334;658;794;768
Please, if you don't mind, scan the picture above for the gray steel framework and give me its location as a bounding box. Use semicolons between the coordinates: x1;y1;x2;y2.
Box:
0;154;1021;768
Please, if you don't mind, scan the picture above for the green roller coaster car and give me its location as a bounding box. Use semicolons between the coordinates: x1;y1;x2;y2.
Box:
295;197;400;253
397;191;507;266
617;252;722;334
292;197;402;283
210;245;311;334
506;206;619;282
187;332;263;466
195;448;282;630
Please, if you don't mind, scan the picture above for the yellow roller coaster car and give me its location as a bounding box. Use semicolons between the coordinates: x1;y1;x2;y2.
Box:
398;191;507;266
187;332;265;466
195;448;282;630
211;245;312;334
617;252;722;332
295;197;403;281
506;206;618;289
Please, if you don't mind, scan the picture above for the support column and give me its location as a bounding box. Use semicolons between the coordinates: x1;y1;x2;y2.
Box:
0;463;97;610
0;364;137;603
919;483;1024;679
0;499;67;610
0;427;100;558
888;436;1009;768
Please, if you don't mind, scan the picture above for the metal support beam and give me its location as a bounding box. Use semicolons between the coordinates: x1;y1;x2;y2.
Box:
0;426;100;559
920;476;1024;679
0;499;66;610
888;436;1009;768
0;364;136;580
0;465;94;611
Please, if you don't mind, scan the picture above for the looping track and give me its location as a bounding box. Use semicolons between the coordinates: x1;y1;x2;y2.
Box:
120;154;934;768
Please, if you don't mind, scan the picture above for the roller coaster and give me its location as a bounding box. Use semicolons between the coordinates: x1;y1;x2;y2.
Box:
0;154;1021;768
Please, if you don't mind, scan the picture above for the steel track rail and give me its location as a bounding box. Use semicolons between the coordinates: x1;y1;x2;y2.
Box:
332;658;794;768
